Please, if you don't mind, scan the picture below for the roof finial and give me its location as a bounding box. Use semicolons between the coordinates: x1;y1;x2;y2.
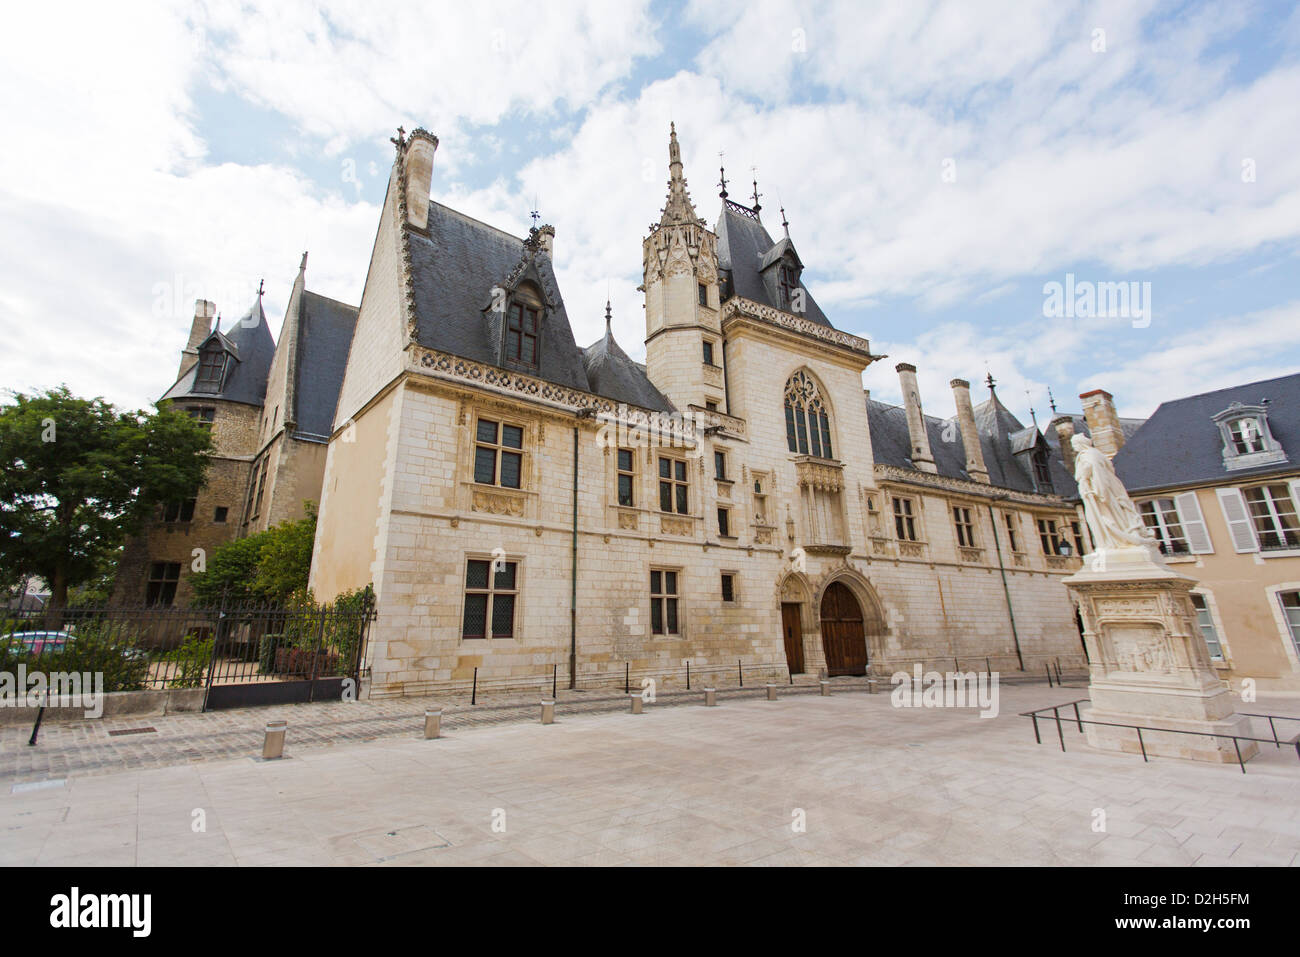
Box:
985;369;997;394
256;278;265;299
750;165;762;214
780;201;789;239
390;126;407;150
604;298;612;333
1026;390;1037;428
718;152;728;199
298;251;308;275
1048;386;1058;414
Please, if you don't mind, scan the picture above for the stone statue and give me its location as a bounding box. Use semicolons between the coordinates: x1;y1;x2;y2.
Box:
1071;434;1154;551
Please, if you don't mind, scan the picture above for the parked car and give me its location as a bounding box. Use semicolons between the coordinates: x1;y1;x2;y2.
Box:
3;630;147;661
4;630;73;656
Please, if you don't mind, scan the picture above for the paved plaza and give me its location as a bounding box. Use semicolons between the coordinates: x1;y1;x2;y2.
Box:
2;683;1298;866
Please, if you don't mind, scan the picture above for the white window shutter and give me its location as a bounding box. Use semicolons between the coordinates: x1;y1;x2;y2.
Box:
1290;480;1300;515
1174;491;1214;554
1216;487;1258;553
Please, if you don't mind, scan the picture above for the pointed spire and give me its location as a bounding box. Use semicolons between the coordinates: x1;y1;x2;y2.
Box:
660;124;700;226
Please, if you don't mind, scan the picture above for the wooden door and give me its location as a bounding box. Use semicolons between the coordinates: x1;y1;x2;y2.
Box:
780;602;805;675
820;583;868;676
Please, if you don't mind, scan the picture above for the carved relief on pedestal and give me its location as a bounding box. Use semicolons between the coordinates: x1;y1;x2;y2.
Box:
754;526;774;545
1101;621;1175;675
617;509;639;531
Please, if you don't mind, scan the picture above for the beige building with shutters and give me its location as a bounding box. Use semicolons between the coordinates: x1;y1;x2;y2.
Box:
1098;377;1300;692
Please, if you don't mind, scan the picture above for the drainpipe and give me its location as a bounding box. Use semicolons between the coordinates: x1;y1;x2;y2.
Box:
570;423;579;689
571;409;596;688
987;498;1025;671
721;338;732;416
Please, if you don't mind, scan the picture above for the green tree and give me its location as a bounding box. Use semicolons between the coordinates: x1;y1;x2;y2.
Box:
188;502;317;606
253;502;317;601
0;386;211;622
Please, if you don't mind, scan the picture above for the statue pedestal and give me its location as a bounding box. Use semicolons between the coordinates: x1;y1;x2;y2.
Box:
1064;546;1257;764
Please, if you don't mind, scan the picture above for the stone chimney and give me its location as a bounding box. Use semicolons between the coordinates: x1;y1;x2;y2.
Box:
179;299;216;380
949;378;988;483
535;224;555;258
896;363;936;473
1080;389;1125;458
1051;414;1077;476
402;128;439;231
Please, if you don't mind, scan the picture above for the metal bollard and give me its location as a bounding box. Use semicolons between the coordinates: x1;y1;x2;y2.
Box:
424;708;443;739
766;683;778;701
629;694;644;714
819;680;831;696
703;687;717;707
540;699;555;724
262;719;287;760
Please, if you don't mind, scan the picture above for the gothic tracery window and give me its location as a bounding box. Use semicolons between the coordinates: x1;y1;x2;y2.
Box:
783;371;833;458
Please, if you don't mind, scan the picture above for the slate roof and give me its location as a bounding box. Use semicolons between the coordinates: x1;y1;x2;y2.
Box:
407;203;591;394
291;290;359;439
583;321;673;412
715;204;833;327
866;387;1078;497
1112;373;1300;493
161;298;276;408
406;201;670;412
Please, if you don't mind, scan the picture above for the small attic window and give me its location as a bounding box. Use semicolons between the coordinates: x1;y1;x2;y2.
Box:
504;283;542;369
194;346;227;393
1213;401;1286;471
1032;448;1053;491
1227;417;1265;454
778;264;797;307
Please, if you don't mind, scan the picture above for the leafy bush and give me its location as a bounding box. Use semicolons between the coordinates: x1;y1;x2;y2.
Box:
161;634;212;689
259;634;282;675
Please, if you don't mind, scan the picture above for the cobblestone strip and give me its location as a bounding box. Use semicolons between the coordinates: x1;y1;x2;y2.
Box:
0;680;881;785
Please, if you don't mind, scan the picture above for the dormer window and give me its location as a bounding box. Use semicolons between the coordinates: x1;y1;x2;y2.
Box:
1031;448;1053;492
194;347;227;393
1213;401;1286;471
1227;417;1265;454
501;281;543;370
778;264;797;307
506;302;539;367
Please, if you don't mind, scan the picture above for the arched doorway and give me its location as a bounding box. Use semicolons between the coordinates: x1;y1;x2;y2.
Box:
820;582;868;676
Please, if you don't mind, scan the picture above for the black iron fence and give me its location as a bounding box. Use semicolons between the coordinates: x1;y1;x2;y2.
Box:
1021;697;1300;774
0;592;376;697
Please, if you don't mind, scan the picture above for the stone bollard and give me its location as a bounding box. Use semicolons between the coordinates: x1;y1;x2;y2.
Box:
262;719;287;760
703;687;717;707
629;694;644;714
819;680;831;696
540;700;555;724
424;708;443;739
766;683;778;701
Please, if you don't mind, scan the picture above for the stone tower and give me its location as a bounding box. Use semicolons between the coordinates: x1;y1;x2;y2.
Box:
642;124;725;413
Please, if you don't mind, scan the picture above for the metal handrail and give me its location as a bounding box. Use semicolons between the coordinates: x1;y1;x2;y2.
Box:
1019;698;1300;774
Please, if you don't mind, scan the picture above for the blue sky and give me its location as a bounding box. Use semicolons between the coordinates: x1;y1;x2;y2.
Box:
2;0;1298;425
